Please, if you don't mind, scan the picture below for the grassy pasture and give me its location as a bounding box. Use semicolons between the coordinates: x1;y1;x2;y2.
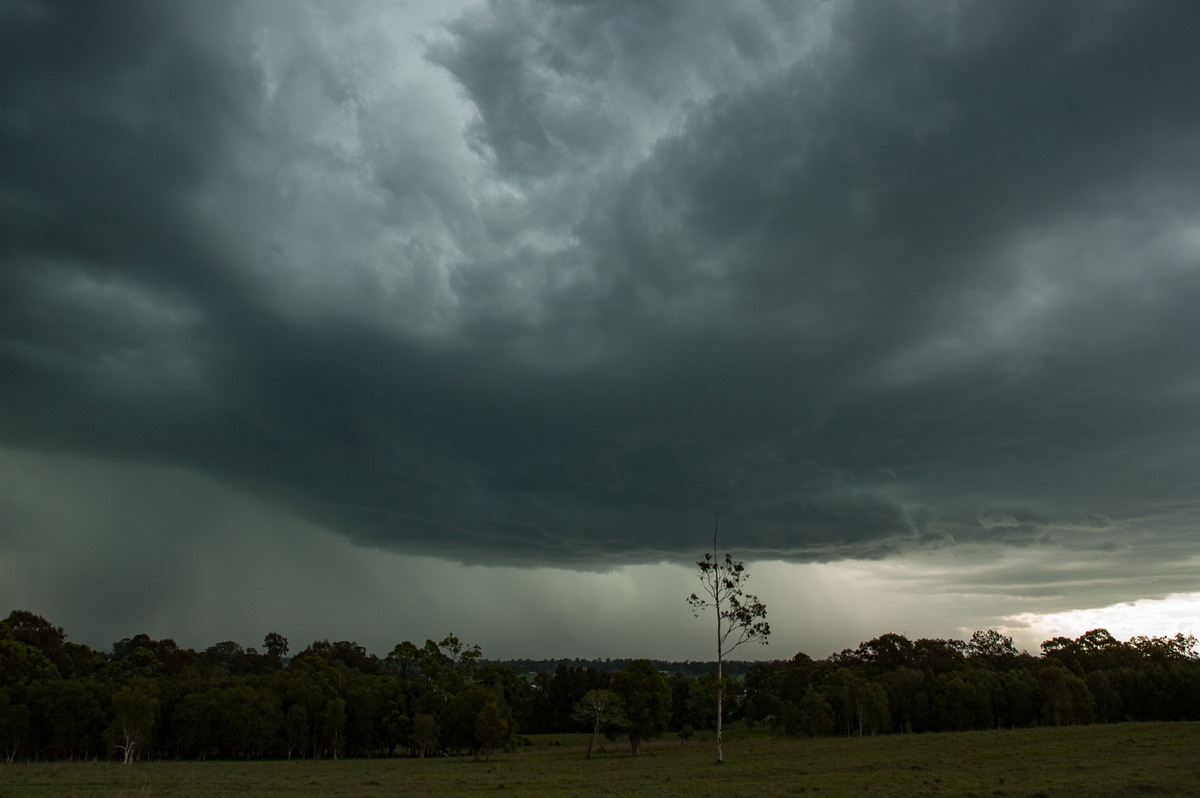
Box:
3;722;1198;798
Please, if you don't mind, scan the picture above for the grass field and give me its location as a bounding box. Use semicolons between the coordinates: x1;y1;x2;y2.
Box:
3;722;1198;797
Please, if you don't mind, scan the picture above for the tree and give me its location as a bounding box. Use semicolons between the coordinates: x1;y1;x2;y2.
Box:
1037;660;1094;726
263;633;289;664
386;641;422;680
0;638;60;686
797;685;834;737
0;688;31;763
411;713;437;758
3;611;68;674
29;678;107;760
205;641;246;674
687;516;769;763
441;686;510;761
323;696;347;759
474;697;512;760
296;639;381;675
173;687;221;759
609;660;671;756
571;689;622;759
831;668;889;736
1131;632;1199;662
108;679;158;763
438;634;483;679
281;656;342;759
967;629;1019;669
685;673;720;733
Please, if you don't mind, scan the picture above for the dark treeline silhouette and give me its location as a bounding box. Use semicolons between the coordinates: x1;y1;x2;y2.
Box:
491;658;757;678
742;629;1200;737
2;610;1197;762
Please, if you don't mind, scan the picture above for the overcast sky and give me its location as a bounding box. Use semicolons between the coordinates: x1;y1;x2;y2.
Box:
3;0;1199;662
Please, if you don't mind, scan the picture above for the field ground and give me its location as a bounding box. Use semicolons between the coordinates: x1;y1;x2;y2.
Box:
3;722;1198;797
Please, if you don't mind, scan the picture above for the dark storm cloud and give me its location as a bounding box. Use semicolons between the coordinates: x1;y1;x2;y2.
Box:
4;0;1200;571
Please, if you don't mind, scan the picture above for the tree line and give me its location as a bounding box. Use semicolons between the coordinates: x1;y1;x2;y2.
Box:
2;610;1198;762
488;658;758;678
742;629;1200;737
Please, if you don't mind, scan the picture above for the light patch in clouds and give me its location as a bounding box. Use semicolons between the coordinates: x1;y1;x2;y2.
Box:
750;546;1200;657
749;556;1051;657
1011;592;1200;645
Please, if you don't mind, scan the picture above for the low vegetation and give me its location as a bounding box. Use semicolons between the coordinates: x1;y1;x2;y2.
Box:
3;723;1199;797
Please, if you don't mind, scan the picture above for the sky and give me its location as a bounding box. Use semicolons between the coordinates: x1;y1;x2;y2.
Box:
2;0;1199;663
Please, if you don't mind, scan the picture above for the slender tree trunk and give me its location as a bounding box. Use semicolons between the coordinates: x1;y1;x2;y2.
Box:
714;518;724;764
692;513;768;764
716;653;724;763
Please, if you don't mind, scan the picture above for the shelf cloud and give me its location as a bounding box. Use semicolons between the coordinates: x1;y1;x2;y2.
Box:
3;0;1199;656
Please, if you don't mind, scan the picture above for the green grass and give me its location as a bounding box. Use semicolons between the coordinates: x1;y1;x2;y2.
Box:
4;723;1199;797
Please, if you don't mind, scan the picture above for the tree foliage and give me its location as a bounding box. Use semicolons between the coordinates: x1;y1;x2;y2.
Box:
609;660;671;756
687;519;769;762
687;554;770;658
2;610;1200;762
572;689;622;759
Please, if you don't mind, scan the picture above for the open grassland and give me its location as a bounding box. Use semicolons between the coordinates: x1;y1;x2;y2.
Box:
3;723;1198;798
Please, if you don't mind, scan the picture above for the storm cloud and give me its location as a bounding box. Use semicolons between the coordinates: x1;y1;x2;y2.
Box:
3;1;1200;653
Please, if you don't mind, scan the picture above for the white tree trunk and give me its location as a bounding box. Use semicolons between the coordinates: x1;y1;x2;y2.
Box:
716;654;724;763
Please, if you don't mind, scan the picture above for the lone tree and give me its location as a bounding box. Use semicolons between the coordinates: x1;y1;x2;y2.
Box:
687;516;769;763
609;660;671;756
572;689;622;759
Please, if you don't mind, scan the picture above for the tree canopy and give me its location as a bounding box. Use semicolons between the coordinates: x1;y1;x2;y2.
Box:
2;609;1198;763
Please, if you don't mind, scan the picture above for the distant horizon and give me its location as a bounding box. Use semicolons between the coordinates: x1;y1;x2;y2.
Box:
12;602;1195;668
